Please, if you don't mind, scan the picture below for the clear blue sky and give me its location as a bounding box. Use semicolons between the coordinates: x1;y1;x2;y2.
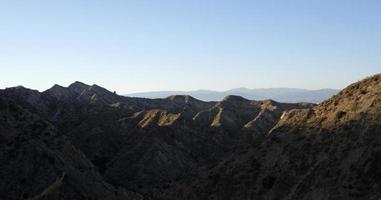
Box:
0;0;380;93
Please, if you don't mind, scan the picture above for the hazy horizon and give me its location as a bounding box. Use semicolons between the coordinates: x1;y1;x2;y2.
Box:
0;80;346;94
1;0;380;93
127;87;340;95
0;74;373;94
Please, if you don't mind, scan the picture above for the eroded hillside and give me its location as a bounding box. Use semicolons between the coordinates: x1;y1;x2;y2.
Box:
1;74;380;200
164;75;381;200
0;97;143;200
0;81;310;198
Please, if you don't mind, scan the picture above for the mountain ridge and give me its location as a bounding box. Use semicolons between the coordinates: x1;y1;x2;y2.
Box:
127;88;339;103
163;74;381;200
0;74;380;200
0;81;312;199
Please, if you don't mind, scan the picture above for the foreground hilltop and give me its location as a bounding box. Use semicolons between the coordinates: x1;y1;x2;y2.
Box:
165;74;381;200
0;81;311;199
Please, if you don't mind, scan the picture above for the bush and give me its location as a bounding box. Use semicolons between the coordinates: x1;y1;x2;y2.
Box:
335;111;346;119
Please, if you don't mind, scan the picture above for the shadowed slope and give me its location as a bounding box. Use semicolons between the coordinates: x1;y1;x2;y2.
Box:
164;74;381;200
0;81;314;198
0;97;143;200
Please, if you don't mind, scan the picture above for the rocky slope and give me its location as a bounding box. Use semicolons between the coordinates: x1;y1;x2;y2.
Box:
163;74;381;200
0;81;310;199
1;74;379;200
0;97;143;200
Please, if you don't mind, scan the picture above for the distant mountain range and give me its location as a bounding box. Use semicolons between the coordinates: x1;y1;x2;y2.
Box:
126;88;340;103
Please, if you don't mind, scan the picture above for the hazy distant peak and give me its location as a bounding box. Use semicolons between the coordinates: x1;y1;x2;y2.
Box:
126;87;340;103
226;87;251;92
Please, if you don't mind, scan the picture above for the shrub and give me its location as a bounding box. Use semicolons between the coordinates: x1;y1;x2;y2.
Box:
335;111;346;119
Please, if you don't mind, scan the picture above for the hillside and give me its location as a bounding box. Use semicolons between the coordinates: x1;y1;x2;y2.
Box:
0;82;310;199
0;74;379;200
163;74;381;200
0;97;143;200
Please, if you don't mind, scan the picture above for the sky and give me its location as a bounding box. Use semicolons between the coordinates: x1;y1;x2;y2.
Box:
0;0;380;93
